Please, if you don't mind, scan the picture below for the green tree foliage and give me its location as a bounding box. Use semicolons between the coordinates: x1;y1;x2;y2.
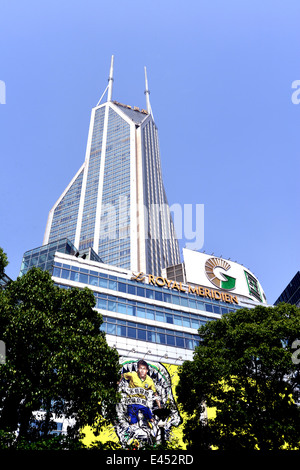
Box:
176;304;300;450
0;267;120;446
0;248;8;278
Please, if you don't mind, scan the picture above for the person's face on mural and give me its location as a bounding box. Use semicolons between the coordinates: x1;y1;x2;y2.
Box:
138;364;148;380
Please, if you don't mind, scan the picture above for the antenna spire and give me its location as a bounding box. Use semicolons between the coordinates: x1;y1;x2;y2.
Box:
107;55;114;102
144;66;152;116
96;55;115;106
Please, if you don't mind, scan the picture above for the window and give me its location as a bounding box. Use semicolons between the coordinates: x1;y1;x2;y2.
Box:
55;422;63;432
146;309;155;321
108;279;117;290
127;327;136;339
108;300;116;312
107;323;116;335
117;325;126;336
205;304;213;312
79;273;88;283
191;319;199;329
99;278;108;288
176;337;185;348
166;335;175;346
137;329;147;341
97;298;107;309
180;296;188;307
157;333;166;344
155;290;163;301
117;303;127;314
118;282;127;293
53;267;61;277
61;269;70;280
182;317;190;328
173;316;182;326
127;304;135;316
163;292;172;303
146;289;154;299
147;330;156;342
137;287;145;297
89;275;98;287
156;311;165;323
136;306;145;318
127;284;136;295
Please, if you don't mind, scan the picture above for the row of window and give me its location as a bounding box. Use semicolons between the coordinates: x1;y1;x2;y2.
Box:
52;262;238;315
100;316;200;350
95;292;213;329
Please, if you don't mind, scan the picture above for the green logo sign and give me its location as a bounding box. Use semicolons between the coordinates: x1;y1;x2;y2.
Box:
205;257;236;290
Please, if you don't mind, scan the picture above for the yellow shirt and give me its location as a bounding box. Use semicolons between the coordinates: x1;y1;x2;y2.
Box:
123;371;156;400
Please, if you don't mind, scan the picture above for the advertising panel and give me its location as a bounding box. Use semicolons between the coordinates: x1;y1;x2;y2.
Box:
183;248;267;304
83;358;188;449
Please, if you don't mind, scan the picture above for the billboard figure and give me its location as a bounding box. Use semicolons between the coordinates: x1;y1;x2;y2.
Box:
115;359;182;447
122;359;161;425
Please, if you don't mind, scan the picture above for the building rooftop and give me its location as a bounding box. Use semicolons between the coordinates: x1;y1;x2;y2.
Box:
112;100;149;125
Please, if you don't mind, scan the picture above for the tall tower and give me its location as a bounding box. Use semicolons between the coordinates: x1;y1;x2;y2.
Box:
43;56;180;276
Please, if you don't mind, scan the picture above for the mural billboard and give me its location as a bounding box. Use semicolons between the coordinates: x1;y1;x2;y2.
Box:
116;359;182;447
83;359;185;448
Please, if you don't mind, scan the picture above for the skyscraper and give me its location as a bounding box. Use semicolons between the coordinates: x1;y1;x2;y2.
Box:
18;56;270;446
43;56;180;276
274;271;300;307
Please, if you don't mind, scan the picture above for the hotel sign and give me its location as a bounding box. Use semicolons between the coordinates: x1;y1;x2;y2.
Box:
183;249;266;304
131;272;239;305
131;250;267;305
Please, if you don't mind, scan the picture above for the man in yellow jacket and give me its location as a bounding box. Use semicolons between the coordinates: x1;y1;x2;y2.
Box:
122;360;161;425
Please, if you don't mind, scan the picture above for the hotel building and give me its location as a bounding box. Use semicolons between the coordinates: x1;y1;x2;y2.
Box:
19;57;268;446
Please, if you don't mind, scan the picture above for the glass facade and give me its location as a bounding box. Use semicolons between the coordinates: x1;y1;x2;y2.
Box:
142;120;180;275
20;239;77;276
274;271;300;307
48;169;84;246
79;106;106;251
98;107;131;268
44;100;181;276
52;259;240;341
100;316;200;351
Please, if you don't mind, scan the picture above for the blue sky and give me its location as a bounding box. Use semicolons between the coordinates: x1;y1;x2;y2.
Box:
0;0;299;304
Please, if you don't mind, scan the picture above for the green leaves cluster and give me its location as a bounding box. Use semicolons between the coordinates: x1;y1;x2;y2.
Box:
0;266;120;445
0;248;8;280
177;304;300;450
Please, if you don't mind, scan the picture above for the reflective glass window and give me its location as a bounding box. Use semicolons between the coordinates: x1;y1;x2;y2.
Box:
117;303;127;314
137;329;147;341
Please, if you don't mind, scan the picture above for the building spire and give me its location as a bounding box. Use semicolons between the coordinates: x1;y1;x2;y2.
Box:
144;66;152;116
107;54;114;102
96;55;115;106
